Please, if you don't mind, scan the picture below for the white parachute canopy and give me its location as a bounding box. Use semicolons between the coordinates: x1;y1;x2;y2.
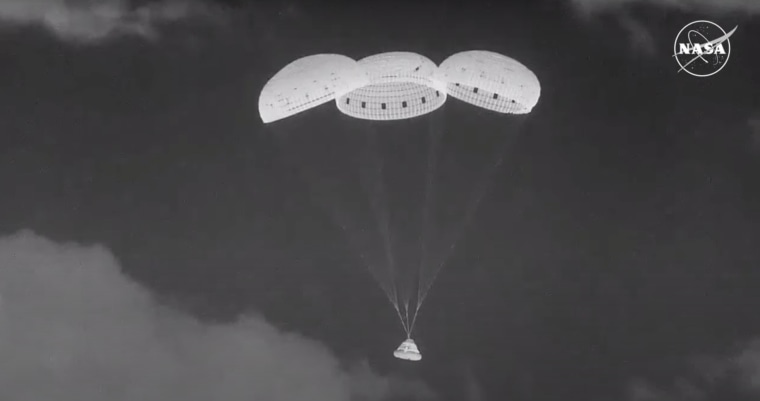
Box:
258;51;541;122
393;338;422;362
336;51;447;121
438;50;541;114
258;54;370;123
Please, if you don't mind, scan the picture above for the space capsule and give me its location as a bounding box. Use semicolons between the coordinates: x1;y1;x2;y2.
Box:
393;338;422;361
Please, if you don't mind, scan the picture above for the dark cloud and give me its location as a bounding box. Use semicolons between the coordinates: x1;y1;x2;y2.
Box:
0;230;435;401
0;0;221;43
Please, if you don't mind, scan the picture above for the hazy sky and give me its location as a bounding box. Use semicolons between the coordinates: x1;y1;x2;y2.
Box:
0;0;759;400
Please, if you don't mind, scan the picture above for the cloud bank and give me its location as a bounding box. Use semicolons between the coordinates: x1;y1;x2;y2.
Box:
567;0;760;15
0;230;434;401
0;0;217;43
627;342;760;400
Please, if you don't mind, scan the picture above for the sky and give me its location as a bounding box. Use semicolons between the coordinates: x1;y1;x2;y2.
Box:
0;0;759;400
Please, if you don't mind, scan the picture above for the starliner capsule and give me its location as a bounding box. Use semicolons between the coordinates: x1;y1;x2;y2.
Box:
393;338;422;362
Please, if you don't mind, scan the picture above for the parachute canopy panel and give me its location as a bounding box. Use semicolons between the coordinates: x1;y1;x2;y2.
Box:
336;52;447;121
393;338;422;361
259;54;370;123
439;50;541;115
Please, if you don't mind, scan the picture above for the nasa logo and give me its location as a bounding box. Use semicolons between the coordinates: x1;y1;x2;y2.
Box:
673;20;738;77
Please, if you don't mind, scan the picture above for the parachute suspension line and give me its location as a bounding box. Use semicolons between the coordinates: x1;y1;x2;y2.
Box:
357;126;404;327
417;125;524;307
409;245;424;334
414;157;499;306
302;166;398;306
417;118;443;302
393;301;411;337
334;217;399;310
409;302;422;335
403;299;412;337
367;130;398;302
275;130;399;310
408;117;443;334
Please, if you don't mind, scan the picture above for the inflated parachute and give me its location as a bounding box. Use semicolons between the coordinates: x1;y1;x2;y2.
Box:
438;50;540;114
336;52;447;120
258;50;540;363
258;54;369;123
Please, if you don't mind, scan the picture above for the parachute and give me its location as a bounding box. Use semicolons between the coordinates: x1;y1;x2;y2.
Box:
259;50;541;362
335;52;447;121
258;54;369;123
438;50;540;114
